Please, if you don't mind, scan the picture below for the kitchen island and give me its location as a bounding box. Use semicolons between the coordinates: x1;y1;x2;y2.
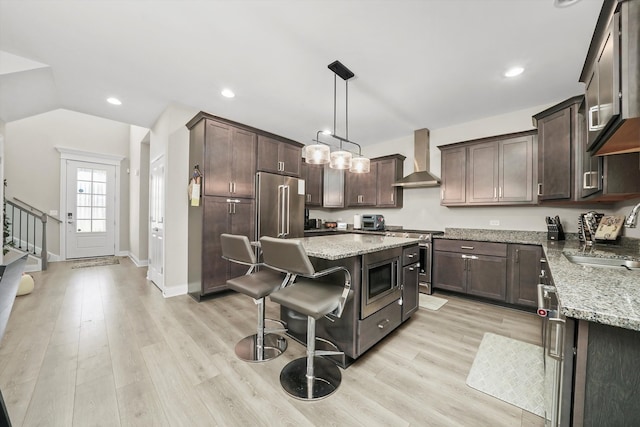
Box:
281;233;420;367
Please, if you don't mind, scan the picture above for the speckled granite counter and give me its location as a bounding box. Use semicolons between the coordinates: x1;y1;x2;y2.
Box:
293;233;419;260
436;228;640;331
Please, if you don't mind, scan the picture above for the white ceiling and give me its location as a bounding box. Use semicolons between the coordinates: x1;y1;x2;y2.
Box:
0;0;604;146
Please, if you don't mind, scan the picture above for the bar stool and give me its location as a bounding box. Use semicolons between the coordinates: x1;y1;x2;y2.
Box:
220;234;288;362
260;236;352;400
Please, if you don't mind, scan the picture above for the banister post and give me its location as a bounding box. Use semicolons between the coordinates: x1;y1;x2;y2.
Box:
40;213;47;271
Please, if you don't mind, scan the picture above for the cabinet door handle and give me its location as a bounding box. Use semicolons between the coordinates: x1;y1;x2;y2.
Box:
583;171;598;189
515;249;520;263
229;182;233;193
461;246;474;250
537;183;543;196
377;319;390;329
494;187;497;199
499;187;502;198
391;193;394;203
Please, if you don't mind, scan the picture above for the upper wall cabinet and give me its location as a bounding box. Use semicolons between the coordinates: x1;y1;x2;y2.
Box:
302;162;323;206
439;131;537;206
257;135;302;177
346;165;377;207
579;0;640;156
534;97;581;201
533;96;640;203
440;146;466;205
189;117;257;199
375;154;405;208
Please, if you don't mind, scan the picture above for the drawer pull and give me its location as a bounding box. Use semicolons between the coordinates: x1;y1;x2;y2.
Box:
377;319;390;329
461;246;474;250
407;253;415;258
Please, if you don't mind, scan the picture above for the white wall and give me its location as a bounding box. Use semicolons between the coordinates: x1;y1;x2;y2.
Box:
129;125;150;266
149;104;199;297
4;109;131;257
311;104;640;238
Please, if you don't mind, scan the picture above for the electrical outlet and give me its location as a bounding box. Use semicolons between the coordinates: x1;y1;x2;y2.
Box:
489;220;500;226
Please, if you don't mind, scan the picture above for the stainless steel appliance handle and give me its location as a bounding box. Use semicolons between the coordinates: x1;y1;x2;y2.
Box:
277;185;284;237
548;317;565;361
284;185;290;237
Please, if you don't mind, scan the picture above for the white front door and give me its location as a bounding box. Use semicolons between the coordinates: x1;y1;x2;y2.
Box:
148;156;164;290
65;160;116;259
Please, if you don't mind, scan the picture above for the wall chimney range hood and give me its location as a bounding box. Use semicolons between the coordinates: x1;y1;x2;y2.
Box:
393;128;441;187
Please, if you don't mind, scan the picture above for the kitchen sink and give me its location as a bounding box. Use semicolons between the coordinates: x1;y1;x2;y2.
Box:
563;253;640;270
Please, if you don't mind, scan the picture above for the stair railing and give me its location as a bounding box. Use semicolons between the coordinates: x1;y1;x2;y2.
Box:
4;198;62;270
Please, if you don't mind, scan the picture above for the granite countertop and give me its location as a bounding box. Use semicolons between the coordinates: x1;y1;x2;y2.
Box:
436;228;640;331
293;233;419;260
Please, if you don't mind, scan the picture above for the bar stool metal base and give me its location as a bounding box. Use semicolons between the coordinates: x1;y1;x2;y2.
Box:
235;333;287;362
280;357;341;400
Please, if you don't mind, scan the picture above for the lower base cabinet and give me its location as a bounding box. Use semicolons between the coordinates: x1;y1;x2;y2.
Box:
432;239;507;302
507;244;543;307
433;239;541;308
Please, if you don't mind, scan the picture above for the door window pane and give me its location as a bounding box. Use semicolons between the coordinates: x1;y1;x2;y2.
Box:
76;167;108;233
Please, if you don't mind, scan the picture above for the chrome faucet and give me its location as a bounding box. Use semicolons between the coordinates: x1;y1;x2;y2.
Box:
625;202;640;228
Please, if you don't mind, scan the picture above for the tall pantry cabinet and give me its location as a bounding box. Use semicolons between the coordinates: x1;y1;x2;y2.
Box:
187;114;257;300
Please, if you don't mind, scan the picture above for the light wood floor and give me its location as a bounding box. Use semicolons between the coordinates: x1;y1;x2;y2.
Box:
0;257;544;427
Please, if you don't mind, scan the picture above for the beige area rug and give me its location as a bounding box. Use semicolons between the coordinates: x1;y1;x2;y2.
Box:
418;294;448;311
71;257;120;269
466;332;544;417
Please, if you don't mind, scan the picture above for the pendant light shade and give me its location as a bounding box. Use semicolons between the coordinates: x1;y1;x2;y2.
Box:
304;144;330;165
349;156;370;173
330;150;352;170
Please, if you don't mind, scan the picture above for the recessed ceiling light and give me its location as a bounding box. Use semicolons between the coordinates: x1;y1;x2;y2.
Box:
107;97;122;105
504;67;525;78
221;89;235;98
554;0;582;8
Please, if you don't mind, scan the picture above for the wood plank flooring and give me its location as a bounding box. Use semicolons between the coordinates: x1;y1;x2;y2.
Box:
0;258;544;426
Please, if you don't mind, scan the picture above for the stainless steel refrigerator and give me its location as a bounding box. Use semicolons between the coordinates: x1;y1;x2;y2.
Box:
256;172;305;239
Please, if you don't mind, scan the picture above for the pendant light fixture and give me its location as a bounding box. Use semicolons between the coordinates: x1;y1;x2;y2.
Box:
304;60;370;173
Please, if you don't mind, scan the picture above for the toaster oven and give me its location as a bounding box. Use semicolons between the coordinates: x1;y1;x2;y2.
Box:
362;214;385;231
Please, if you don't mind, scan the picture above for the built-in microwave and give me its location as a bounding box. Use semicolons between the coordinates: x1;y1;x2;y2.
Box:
361;247;401;318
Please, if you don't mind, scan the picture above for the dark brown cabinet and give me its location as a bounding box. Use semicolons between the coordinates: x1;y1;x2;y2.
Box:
187;111;304;298
534;96;640;203
375;154;405;208
196;119;257;198
535;97;579;201
507;244;543;307
302;163;323;206
201;197;255;294
401;245;419;321
346;166;377;207
441;131;536;206
257;135;302;177
440;146;466;205
432;239;507;302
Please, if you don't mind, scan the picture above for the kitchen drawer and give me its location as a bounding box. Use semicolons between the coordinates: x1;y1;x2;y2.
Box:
402;245;419;266
434;239;507;257
357;300;401;355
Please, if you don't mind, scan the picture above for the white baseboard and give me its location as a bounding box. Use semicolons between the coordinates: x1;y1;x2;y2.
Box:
128;253;149;267
163;283;188;298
